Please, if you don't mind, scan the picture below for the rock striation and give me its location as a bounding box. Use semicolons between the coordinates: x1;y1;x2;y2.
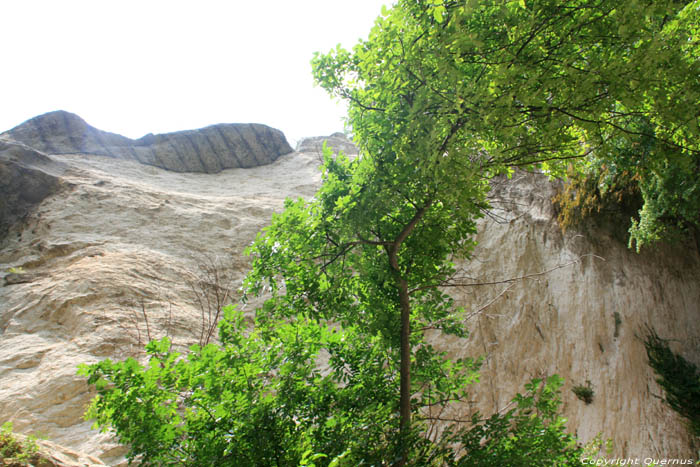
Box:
0;118;698;464
4;111;293;173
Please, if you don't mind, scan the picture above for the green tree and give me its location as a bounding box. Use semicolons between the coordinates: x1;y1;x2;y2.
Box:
297;0;697;459
244;145;485;463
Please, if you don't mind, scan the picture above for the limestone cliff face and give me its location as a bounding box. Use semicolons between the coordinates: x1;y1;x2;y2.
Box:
0;120;698;464
0;129;322;465
4;110;293;173
444;174;700;458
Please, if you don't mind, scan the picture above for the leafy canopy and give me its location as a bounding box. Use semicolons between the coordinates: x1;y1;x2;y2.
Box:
313;0;700;249
80;306;407;465
80;309;582;466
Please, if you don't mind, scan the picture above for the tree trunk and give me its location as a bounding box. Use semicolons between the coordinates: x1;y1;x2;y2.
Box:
387;200;432;465
397;273;412;465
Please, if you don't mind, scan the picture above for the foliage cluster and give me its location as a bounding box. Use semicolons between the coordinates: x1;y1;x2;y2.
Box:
314;0;700;251
80;306;583;466
571;381;595;405
553;164;642;239
0;422;39;467
81;307;405;466
543;5;700;249
453;375;582;466
644;329;700;437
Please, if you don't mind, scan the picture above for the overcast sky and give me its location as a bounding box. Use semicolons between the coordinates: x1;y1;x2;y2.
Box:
1;1;389;146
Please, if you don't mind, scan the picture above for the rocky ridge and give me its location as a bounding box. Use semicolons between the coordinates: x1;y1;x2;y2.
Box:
0;115;698;464
5;111;293;174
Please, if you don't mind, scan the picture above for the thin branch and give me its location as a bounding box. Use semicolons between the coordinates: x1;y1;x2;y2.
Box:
409;254;604;294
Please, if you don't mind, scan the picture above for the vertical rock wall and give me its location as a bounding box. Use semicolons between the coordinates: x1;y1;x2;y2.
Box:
444;172;700;458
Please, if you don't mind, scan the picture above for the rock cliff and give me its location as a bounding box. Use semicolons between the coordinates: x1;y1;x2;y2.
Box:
0;116;698;464
4;110;293;173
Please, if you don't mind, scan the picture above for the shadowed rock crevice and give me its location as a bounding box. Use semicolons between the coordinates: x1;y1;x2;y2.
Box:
0;139;66;241
4;110;293;174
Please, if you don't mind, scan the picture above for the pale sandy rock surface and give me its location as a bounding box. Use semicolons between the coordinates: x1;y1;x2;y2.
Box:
0;143;321;465
443;173;700;459
0;131;698;464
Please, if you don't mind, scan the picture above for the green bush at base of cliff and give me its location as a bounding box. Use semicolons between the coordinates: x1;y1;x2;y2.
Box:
80;307;585;466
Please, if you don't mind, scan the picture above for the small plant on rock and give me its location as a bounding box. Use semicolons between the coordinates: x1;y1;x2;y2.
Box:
0;422;39;466
572;381;595;404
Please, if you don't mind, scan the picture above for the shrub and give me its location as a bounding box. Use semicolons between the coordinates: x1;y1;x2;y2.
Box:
644;329;700;437
0;422;39;466
572;381;595;405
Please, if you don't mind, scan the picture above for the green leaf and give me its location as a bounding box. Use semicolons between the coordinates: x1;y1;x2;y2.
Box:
433;6;446;23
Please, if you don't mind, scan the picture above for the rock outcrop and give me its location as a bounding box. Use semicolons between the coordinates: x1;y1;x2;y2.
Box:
0;129;322;465
0;119;698;464
4;111;293;173
296;132;359;156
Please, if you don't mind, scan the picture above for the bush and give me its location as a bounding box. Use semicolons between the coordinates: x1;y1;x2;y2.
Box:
80;308;585;466
644;329;700;437
451;376;584;466
572;381;595;405
0;422;39;466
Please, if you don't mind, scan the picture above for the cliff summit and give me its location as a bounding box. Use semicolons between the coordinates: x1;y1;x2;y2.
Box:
4;110;293;174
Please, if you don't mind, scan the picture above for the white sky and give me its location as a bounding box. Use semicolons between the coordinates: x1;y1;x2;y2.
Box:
1;1;390;147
